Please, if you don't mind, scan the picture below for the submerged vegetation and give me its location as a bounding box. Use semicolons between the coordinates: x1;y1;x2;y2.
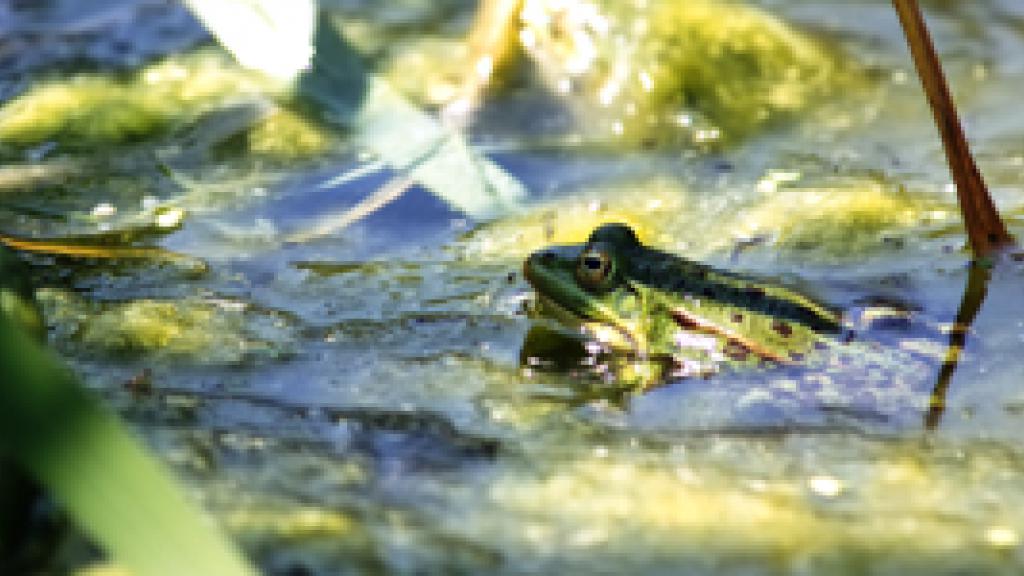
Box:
518;0;851;146
389;0;852;147
41;291;297;363
2;0;1024;574
0;52;270;150
0;50;332;161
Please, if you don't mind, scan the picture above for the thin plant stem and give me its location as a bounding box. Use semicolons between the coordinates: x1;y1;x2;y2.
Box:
892;0;1015;257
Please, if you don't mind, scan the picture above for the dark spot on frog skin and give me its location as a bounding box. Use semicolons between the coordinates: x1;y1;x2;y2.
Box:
772;320;792;337
674;313;698;330
732;313;744;323
723;341;749;361
743;285;765;301
789;351;805;361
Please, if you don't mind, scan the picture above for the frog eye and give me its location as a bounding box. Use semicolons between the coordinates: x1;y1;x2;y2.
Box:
576;249;614;290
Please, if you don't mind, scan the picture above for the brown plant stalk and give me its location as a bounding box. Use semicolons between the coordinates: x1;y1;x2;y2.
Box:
892;0;1015;257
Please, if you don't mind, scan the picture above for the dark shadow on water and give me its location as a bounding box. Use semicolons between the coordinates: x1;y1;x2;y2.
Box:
518;324;636;408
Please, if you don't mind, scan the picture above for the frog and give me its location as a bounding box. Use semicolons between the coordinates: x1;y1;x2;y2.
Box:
522;223;938;423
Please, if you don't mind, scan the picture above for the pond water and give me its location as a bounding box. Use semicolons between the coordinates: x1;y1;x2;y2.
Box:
4;0;1024;574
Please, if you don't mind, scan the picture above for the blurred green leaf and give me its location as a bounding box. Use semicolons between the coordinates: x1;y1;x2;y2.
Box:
0;289;254;575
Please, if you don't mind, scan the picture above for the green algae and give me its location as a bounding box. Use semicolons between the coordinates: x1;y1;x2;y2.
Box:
0;50;332;161
0;247;44;341
379;0;854;147
519;0;856;146
39;290;296;364
733;179;958;258
0;52;264;149
241;108;334;159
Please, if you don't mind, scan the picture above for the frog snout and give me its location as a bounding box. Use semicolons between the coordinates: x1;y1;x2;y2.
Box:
524;252;543;277
525;250;556;269
524;251;554;285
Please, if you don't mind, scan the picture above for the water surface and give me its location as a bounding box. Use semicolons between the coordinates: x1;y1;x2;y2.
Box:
4;1;1024;573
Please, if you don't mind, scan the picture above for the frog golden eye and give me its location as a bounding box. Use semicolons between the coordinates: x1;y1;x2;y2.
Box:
576;249;613;289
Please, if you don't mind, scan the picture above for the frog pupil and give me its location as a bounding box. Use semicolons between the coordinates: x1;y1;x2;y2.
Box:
584;256;604;271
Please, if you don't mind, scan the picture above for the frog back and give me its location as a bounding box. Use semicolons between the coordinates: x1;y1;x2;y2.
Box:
623;247;841;365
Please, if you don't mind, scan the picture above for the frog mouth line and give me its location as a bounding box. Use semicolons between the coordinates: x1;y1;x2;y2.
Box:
530;292;636;350
524;260;642;352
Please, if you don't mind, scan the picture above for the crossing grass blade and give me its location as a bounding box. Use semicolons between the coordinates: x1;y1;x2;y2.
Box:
183;0;526;221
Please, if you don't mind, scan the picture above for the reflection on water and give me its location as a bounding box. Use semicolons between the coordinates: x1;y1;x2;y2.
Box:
925;262;992;429
4;0;1024;573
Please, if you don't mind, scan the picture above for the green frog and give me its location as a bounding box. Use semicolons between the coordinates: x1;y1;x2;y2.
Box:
522;223;936;420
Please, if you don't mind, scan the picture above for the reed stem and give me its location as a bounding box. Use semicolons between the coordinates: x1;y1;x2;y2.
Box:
892;0;1014;257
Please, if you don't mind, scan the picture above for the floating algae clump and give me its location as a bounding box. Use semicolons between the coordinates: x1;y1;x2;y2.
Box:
0;50;329;159
0;51;268;149
39;290;296;364
0;247;44;340
520;0;850;146
733;179;955;258
216;107;334;160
